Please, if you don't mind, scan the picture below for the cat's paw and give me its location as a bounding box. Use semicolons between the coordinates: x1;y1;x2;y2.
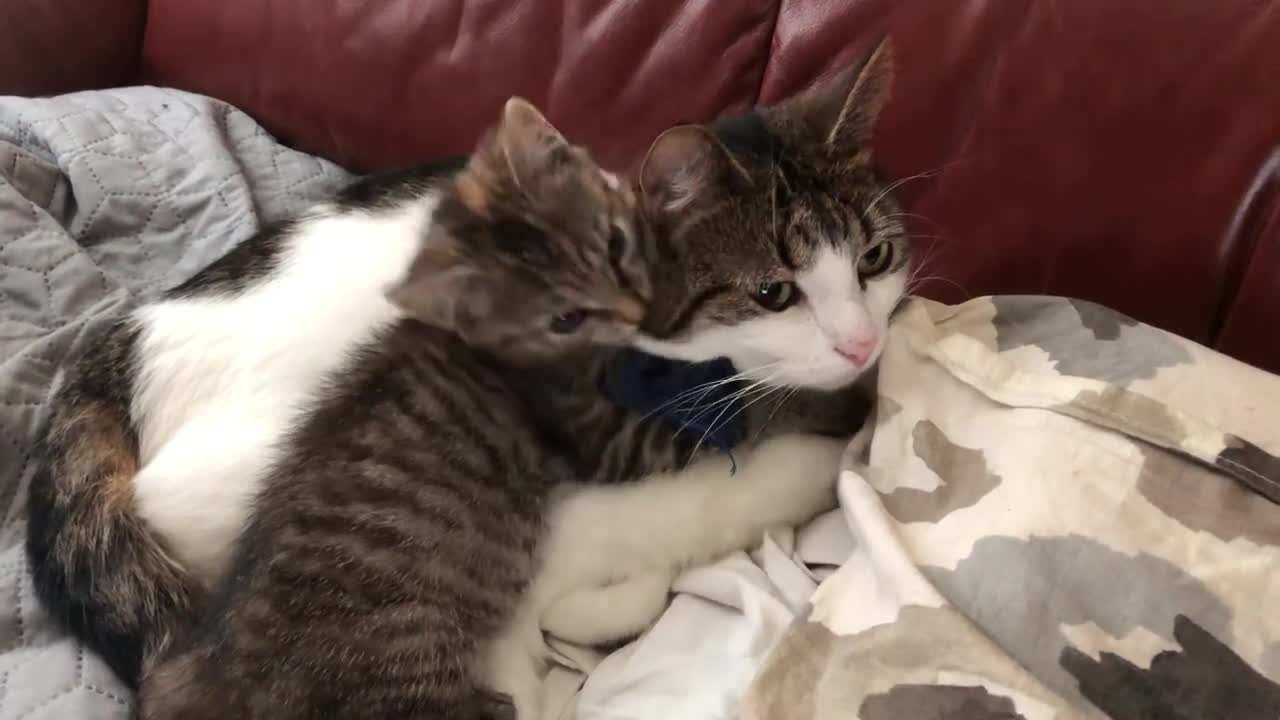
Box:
541;569;675;646
483;610;545;720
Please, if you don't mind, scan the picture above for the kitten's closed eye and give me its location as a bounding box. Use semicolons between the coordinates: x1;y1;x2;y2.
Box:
857;243;894;278
550;309;589;334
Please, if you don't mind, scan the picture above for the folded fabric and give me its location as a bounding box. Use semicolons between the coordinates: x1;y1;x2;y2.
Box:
741;296;1280;720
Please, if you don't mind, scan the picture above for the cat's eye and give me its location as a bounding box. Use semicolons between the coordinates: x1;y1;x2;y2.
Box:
753;281;797;312
550;308;588;334
858;243;894;277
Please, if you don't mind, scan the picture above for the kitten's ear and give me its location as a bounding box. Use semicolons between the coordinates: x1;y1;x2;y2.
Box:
789;37;894;152
495;96;572;194
459;97;570;215
386;235;489;331
639;125;746;216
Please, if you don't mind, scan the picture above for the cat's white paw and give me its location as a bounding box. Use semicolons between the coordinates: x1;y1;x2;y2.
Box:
541;568;676;646
483;607;546;720
732;433;844;528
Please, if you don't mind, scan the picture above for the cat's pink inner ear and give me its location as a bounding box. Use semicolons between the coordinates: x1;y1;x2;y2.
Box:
793;37;895;152
496;96;570;192
640;125;733;215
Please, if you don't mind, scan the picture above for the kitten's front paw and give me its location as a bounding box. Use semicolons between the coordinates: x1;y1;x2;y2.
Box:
541;569;675;646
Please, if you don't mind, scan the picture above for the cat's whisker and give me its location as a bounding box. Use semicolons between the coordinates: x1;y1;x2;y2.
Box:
903;265;970;300
867;155;973;214
878;211;943;230
664;362;785;417
682;370;786;449
673;377;767;432
907;238;945;270
864;170;942;212
892;241;971;301
667;360;785;410
675;388;754;419
757;386;801;439
661;377;749;416
703;382;791;451
770;170;781;249
638;362;783;421
678;373;781;435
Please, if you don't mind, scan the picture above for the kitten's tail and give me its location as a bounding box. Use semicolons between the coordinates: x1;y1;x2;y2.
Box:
24;321;204;690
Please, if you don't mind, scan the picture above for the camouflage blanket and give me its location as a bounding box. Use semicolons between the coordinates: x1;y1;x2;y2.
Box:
742;296;1280;720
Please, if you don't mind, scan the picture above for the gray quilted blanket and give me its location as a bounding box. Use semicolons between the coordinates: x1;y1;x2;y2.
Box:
0;88;351;719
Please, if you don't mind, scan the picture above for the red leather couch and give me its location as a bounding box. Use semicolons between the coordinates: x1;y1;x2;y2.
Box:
5;0;1279;372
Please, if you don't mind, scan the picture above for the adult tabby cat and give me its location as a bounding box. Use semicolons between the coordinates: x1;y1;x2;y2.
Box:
489;40;907;715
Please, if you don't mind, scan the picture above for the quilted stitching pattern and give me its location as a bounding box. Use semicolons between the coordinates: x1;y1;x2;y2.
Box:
0;88;352;717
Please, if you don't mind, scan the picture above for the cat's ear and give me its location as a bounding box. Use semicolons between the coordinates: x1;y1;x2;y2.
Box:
639;125;747;216
789;37;894;152
495;96;572;194
385;234;490;331
459;97;571;215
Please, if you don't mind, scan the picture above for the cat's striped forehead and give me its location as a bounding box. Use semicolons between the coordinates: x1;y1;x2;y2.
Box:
713;110;898;261
448;140;641;271
423;137;651;360
642;109;909;334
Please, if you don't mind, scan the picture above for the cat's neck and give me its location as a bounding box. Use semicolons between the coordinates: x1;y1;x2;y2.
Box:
498;348;618;470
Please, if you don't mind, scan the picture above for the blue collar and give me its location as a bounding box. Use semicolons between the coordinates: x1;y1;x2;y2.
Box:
601;349;748;462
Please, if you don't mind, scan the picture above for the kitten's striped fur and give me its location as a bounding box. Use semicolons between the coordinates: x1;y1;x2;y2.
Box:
126;100;680;718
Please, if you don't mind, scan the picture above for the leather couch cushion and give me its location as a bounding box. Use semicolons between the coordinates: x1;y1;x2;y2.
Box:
141;1;779;172
0;0;145;96
139;0;1280;370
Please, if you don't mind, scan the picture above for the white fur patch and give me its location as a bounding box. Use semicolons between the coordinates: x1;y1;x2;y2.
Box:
131;198;434;581
484;433;844;720
637;247;907;390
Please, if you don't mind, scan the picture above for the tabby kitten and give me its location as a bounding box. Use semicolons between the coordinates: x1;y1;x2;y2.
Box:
132;100;664;719
24;96;665;693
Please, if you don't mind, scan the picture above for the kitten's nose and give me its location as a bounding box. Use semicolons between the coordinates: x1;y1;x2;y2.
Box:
834;334;876;367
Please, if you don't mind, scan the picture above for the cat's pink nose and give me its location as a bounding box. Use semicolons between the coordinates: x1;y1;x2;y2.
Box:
834;334;877;366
